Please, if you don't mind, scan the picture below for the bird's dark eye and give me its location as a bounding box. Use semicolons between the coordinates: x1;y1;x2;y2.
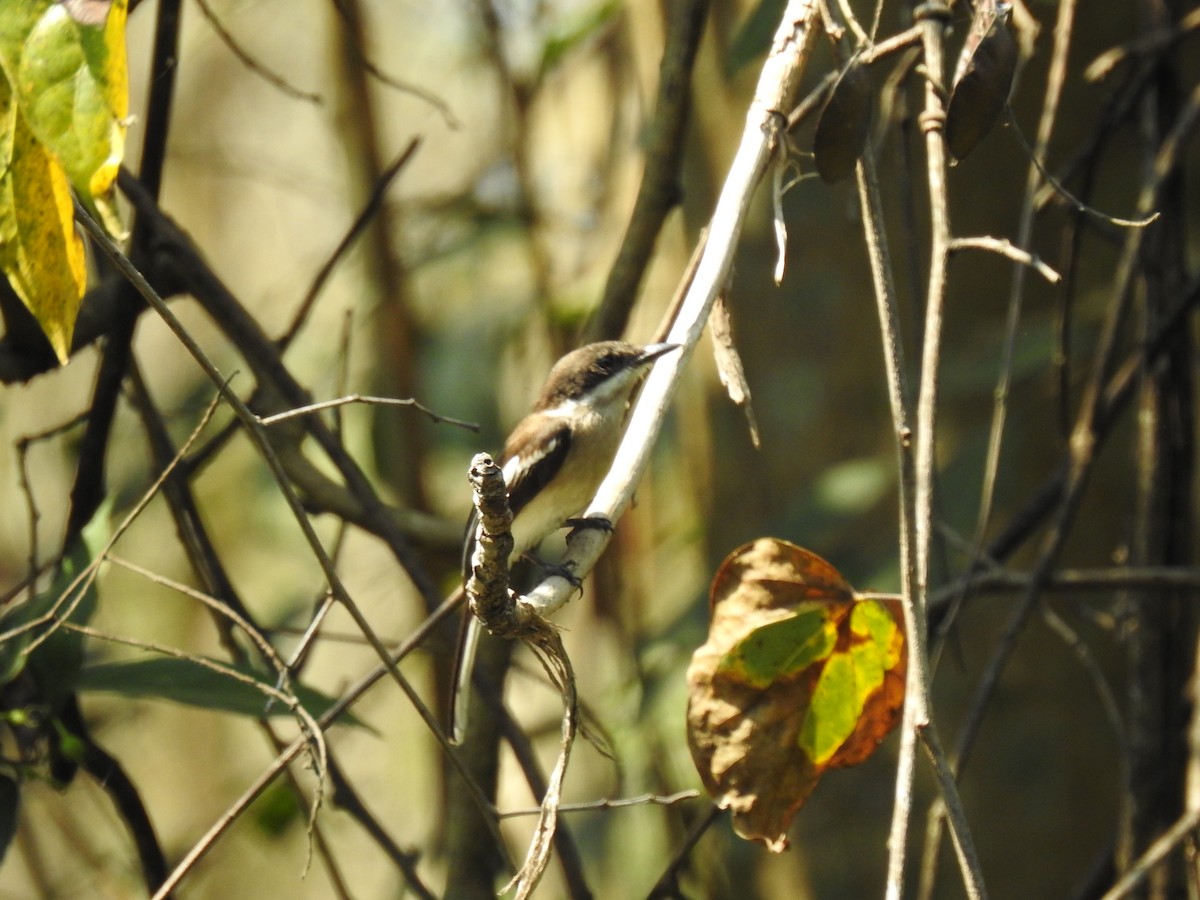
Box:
597;352;622;373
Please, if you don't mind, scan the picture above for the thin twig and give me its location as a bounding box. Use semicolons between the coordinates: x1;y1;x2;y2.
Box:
105;556;290;691
1083;7;1200;83
1039;605;1128;758
147;588;464;899
646;804;724;898
15;412;89;597
116;167;446;601
321;753;436;899
193;0;322;103
280;139;422;348
885;2;987;897
79;630;331;887
946;0;1090;723
1100;807;1200;899
498;789;701;818
786;24;924;131
932;565;1200;601
0;389;226;654
857;130;929;897
498;711;591;899
1007;106;1159;230
327;0;461;128
66;621;328;797
948;237;1061;283
258;393;477;431
127;362;258;646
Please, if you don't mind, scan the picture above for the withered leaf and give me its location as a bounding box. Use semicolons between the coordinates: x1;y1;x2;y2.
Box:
687;538;906;850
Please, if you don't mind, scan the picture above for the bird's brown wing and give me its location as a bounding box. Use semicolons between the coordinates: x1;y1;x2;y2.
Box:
501;414;572;516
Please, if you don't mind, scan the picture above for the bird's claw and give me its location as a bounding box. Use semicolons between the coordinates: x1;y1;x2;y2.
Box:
564;514;614;533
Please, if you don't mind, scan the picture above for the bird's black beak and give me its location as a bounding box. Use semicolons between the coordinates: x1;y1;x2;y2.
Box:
637;342;681;366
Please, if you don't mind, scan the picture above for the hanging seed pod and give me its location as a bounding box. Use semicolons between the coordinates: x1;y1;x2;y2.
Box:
814;59;873;183
946;8;1017;161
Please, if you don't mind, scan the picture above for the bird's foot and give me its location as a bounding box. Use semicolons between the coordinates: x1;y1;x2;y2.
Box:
564;514;614;534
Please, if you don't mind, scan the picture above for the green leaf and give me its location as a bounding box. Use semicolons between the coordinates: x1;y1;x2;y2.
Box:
78;657;368;729
0;0;128;224
718;604;835;687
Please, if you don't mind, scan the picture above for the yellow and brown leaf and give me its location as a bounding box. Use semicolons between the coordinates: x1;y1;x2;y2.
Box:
687;538;906;850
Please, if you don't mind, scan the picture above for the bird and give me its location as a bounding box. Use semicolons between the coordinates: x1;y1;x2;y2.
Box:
449;340;679;743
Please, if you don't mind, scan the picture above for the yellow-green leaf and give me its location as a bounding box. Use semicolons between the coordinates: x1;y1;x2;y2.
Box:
0;78;85;364
0;1;128;360
0;0;127;231
686;538;906;850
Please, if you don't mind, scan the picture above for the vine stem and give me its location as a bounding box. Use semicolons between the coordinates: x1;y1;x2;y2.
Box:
523;0;824;618
882;4;987;898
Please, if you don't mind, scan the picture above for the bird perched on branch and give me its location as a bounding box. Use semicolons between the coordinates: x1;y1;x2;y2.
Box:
449;340;679;743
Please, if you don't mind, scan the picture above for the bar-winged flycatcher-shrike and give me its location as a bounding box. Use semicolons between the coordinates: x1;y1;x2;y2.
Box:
449;340;679;743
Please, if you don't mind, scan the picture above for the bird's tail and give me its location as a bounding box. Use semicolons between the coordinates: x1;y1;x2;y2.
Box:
448;606;481;744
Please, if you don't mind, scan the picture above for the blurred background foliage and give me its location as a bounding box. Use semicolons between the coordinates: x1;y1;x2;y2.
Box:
0;0;1197;898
